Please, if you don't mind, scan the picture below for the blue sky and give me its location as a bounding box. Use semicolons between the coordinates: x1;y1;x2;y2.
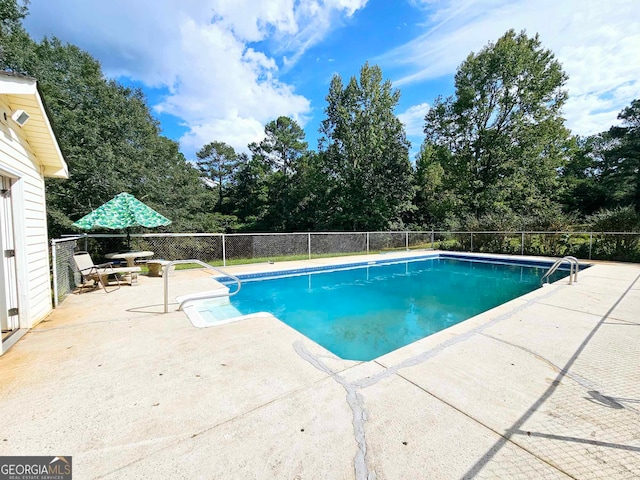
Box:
24;0;640;160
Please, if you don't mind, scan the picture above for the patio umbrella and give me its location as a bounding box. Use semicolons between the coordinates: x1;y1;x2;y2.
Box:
72;192;171;248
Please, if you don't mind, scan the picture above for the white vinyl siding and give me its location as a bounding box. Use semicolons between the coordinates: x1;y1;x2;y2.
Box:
0;96;53;326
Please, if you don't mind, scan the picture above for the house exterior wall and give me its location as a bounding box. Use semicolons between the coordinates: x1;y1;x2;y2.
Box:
0;96;53;329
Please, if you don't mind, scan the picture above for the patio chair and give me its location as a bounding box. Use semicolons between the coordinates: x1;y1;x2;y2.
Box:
73;251;141;293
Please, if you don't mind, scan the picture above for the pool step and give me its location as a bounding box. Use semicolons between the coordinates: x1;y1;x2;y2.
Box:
197;303;244;322
176;287;230;310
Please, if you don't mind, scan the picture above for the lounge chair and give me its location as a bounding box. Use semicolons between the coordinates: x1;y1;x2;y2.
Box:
73;251;141;292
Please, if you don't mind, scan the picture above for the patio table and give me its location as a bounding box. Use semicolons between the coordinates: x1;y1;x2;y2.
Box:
105;250;154;267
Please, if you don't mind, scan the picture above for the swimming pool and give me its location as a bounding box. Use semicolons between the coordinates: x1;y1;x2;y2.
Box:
197;255;572;361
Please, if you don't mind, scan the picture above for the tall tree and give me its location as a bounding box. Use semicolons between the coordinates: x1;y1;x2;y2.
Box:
0;0;26;36
0;0;31;71
422;29;571;222
226;153;269;230
248;116;309;230
32;38;216;235
410;142;459;228
196;141;239;211
318;62;412;230
560;135;612;215
250;116;308;176
608;99;640;211
561;99;640;216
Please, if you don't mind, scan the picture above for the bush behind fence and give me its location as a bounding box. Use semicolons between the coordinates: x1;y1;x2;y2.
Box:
52;230;640;306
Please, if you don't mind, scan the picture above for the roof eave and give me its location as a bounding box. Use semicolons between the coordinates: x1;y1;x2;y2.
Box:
0;74;69;179
33;86;68;179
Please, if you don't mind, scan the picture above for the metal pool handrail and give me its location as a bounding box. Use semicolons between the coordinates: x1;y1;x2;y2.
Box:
163;259;242;313
541;256;579;286
564;256;580;283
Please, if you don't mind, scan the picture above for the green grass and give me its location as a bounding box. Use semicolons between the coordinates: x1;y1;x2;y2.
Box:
139;248;439;272
213;248;438;267
210;251;370;267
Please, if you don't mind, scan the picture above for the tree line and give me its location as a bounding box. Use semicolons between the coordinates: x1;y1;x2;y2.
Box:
1;1;638;238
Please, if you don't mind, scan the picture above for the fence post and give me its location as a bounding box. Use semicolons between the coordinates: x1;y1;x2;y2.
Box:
84;233;88;252
521;232;525;256
308;233;311;260
470;233;473;252
431;230;434;250
222;234;226;267
366;232;370;254
51;240;59;308
589;232;593;260
405;231;409;251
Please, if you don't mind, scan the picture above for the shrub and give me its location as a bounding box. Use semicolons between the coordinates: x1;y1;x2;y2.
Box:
588;206;640;261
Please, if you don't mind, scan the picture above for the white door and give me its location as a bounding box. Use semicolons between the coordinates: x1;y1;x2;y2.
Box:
0;175;19;336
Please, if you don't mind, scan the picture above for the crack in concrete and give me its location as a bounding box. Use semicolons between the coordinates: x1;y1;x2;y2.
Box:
293;341;375;480
292;285;563;479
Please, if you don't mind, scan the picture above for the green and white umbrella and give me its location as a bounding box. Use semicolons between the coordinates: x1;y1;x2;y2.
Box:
73;192;171;247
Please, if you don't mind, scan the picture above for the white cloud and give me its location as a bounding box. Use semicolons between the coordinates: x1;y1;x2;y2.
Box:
280;0;368;68
398;102;430;136
181;115;266;156
158;18;312;153
208;0;298;42
380;0;640;136
24;0;368;156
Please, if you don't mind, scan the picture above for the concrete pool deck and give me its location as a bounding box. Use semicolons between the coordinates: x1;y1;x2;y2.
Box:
0;251;638;479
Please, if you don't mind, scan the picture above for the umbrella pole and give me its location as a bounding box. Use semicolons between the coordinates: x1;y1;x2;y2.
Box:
126;229;131;250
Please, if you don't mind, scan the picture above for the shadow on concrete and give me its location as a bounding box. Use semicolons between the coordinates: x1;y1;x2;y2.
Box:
513;430;640;453
584;390;624;409
126;304;174;314
463;273;640;479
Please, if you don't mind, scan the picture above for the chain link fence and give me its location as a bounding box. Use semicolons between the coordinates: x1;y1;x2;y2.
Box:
51;236;83;306
311;233;367;257
51;230;640;306
369;232;407;251
428;231;640;262
226;233;308;262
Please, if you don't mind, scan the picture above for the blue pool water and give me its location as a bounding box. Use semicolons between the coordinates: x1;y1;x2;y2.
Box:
211;257;568;361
